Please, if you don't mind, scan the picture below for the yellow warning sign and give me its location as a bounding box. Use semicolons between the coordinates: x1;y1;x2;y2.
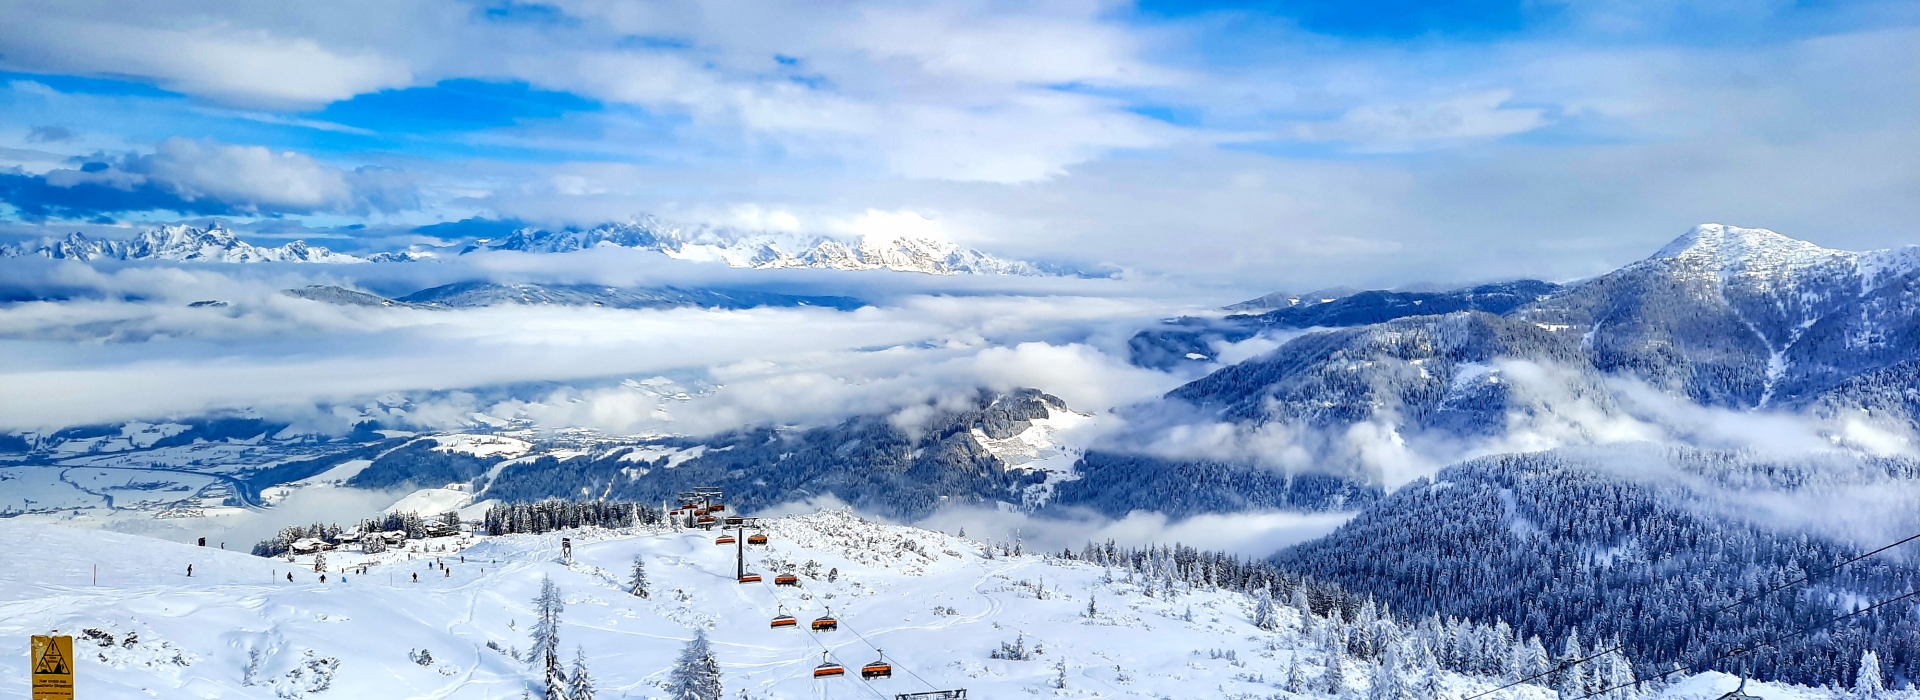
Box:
30;635;74;700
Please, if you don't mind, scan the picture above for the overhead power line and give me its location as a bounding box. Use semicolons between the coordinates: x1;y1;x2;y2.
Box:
1463;529;1920;700
1569;586;1920;700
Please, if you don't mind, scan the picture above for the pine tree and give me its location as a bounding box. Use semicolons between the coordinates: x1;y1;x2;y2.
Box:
313;552;327;573
1325;650;1349;696
1254;591;1279;631
666;630;722;700
1086;594;1097;619
1285;653;1308;694
629;555;650;598
1369;642;1414;700
1369;657;1400;700
569;645;596;700
1594;636;1637;699
1857;650;1884;697
1555;628;1585;700
1410;639;1442;698
530;576;566;698
1514;636;1549;683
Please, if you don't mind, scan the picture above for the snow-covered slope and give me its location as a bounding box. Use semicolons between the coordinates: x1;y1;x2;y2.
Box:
970;403;1101;506
0;512;1828;700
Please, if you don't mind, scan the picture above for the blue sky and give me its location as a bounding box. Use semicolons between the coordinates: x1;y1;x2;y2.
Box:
1;0;1916;287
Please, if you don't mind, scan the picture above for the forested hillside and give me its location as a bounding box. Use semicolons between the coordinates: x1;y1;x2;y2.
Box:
1276;447;1920;688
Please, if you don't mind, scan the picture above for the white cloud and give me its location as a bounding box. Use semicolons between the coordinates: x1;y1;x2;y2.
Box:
127;138;399;214
1301;89;1550;150
913;505;1357;558
0;259;1193;434
28;137;419;216
0;13;412;108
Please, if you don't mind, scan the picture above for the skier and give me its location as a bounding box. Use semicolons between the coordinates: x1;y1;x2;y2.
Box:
320;574;326;583
287;572;293;583
186;564;193;577
413;572;419;583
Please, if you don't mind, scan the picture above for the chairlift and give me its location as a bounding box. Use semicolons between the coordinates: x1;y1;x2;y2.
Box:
810;611;838;632
715;535;736;545
861;650;893;680
775;574;800;587
1715;676;1764;700
696;515;717;526
709;503;726;512
747;534;769;546
738;572;762;584
724;516;745;526
694;508;709;516
771;606;797;628
813;651;845;679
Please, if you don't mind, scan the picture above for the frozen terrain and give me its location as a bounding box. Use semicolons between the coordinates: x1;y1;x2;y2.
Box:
0;511;1861;699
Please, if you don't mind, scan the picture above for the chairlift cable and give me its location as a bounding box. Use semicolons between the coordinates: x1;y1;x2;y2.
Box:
749;567;890;700
1566;586;1920;700
836;617;940;692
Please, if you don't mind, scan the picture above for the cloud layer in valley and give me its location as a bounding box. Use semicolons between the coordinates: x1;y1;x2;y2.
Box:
0;255;1192;435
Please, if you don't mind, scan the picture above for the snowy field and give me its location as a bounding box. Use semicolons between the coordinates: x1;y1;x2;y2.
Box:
0;511;1849;699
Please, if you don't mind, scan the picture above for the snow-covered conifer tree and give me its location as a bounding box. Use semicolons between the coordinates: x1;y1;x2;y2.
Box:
1513;636;1549;683
1253;591;1279;631
665;630;722;700
1857;650;1884;697
629;555;649;598
1285;653;1307;694
529;576;566;698
1592;636;1637;699
1325;650;1348;696
1555;629;1585;700
313;552;326;573
569;645;596;700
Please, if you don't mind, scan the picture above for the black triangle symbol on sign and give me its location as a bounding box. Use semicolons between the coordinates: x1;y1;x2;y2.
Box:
33;642;69;675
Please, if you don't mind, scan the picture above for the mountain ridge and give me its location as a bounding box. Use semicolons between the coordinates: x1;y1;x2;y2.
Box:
1;218;1073;277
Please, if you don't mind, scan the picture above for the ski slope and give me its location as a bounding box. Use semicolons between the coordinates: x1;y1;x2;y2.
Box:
0;512;1845;699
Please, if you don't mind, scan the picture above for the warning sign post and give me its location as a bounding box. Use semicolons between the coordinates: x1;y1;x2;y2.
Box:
30;635;74;700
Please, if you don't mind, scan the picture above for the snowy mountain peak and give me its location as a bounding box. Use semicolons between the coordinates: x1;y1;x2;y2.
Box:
479;218;1056;276
14;224;361;263
1650;223;1847;272
1;216;1074;275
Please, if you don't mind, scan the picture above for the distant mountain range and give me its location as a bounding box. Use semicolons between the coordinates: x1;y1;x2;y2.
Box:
283;282;867;312
4;224;362;263
0;217;1079;276
1130;279;1563;370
